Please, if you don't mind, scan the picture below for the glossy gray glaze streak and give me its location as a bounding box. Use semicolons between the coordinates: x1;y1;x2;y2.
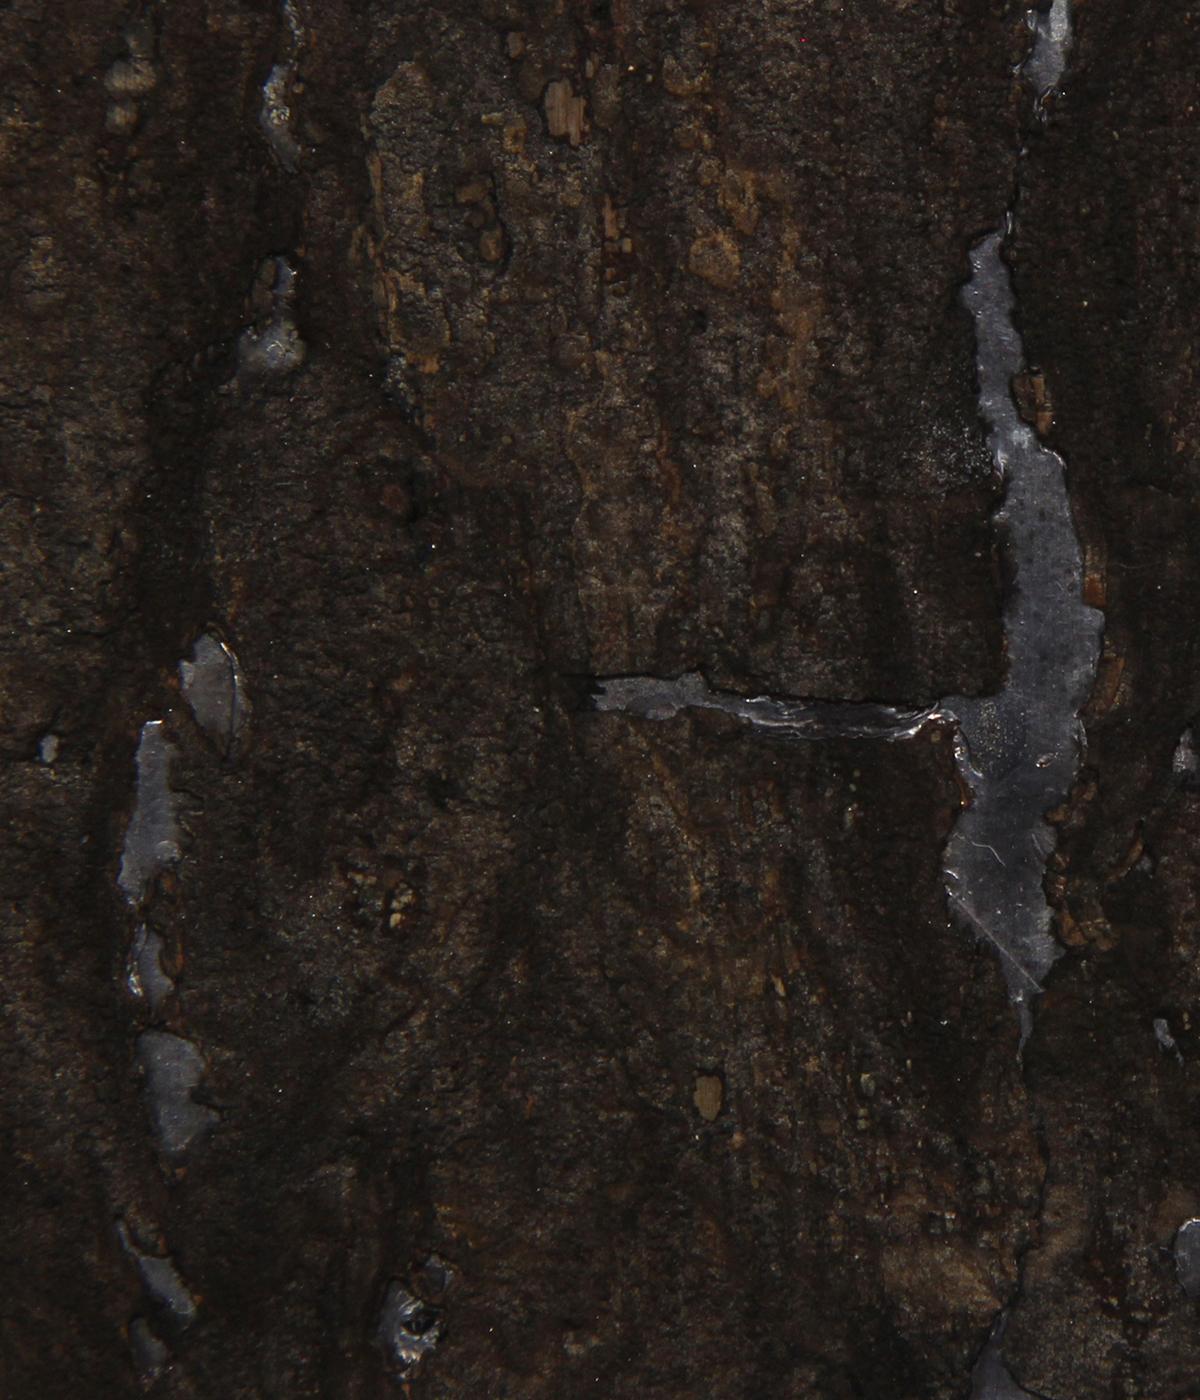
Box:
238;256;305;377
1172;727;1198;780
1154;1016;1183;1063
129;1317;169;1381
127;925;175;1013
943;234;1103;1040
137;1030;219;1160
117;1221;198;1328
1023;0;1072;106
137;1254;198;1326
259;0;302;170
1174;1219;1200;1299
594;672;941;741
180;633;247;753
118;721;181;909
378;1283;442;1376
971;1316;1045;1398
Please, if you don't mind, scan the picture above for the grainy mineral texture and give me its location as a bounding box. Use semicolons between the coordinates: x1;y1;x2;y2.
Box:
1;2;1196;1397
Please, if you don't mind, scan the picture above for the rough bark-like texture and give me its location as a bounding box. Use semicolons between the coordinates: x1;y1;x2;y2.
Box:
1007;3;1200;1396
2;1;1196;1397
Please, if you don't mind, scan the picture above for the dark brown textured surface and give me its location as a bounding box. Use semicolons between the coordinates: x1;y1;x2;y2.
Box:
2;1;1199;1396
1006;2;1200;1396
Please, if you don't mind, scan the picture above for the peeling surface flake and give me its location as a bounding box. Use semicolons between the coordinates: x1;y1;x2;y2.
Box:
137;1030;218;1160
118;721;181;909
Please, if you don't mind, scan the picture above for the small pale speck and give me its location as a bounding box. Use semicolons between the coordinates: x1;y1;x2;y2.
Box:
693;1074;723;1122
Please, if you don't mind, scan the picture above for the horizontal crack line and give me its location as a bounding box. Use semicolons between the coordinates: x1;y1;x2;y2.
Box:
591;671;942;741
